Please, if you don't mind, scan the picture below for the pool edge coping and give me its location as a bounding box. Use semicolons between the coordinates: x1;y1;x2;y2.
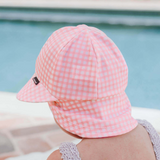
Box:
1;1;160;12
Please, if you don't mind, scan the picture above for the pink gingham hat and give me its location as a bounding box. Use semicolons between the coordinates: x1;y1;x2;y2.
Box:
17;24;138;138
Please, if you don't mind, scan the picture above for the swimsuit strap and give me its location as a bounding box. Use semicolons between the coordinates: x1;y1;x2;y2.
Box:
59;119;160;160
59;141;81;160
136;119;160;160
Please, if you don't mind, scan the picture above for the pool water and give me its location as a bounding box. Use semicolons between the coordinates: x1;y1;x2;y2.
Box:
0;20;160;110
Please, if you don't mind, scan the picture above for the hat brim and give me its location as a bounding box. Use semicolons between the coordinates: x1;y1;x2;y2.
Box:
16;74;58;103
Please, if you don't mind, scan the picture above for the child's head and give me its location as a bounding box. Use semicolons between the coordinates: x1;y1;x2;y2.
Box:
17;24;138;138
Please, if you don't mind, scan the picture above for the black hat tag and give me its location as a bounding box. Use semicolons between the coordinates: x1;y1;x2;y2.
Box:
33;77;40;85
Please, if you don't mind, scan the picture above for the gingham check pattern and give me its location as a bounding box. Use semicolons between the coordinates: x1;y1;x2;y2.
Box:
17;24;138;137
35;24;128;101
17;73;57;102
49;91;137;138
17;24;128;101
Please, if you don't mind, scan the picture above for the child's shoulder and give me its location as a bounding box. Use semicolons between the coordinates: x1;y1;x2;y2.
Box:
47;149;61;160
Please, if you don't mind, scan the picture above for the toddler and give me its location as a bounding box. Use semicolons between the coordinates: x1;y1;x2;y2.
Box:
17;24;160;160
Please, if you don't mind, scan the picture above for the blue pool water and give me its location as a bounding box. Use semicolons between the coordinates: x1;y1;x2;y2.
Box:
0;20;160;110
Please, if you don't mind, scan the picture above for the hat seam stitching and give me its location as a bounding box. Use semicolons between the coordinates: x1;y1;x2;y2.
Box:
35;27;85;102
